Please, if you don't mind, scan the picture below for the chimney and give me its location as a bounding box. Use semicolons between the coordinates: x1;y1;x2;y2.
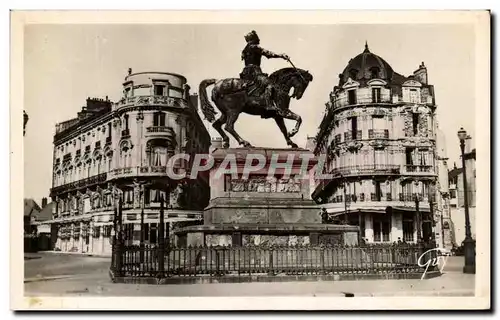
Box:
465;135;473;154
413;61;428;85
42;197;48;208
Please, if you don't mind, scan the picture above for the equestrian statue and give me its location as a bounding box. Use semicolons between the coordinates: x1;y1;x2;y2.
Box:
199;30;313;149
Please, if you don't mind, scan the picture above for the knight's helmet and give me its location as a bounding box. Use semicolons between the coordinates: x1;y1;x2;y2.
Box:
244;30;260;44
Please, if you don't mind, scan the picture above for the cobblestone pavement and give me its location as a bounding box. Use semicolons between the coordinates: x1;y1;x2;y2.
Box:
24;252;475;297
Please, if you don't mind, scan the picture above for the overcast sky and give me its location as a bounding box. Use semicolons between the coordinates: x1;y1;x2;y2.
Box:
24;23;476;203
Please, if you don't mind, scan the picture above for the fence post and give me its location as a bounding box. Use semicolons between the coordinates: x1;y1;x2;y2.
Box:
158;195;165;278
320;247;325;275
268;247;274;275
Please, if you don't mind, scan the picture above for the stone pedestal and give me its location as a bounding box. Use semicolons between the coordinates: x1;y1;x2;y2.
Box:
175;147;359;246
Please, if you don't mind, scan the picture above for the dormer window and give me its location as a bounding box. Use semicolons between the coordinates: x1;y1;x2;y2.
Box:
370;67;380;79
154;85;165;96
348;89;357;105
349;69;358;80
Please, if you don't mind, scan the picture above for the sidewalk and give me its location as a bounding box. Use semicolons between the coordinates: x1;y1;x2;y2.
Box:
34;251;111;258
25;272;475;297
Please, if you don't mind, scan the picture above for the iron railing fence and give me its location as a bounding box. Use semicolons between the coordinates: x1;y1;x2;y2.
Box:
111;243;434;279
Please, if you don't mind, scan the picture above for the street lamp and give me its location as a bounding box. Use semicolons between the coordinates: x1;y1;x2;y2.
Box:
457;127;475;274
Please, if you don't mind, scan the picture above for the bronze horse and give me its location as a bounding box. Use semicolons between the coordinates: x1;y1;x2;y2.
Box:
199;67;313;149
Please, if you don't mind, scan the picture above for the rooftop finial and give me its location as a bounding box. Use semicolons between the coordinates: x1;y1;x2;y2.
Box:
364;41;370;52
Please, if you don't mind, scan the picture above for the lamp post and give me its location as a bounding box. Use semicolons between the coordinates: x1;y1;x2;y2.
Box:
457;127;475;274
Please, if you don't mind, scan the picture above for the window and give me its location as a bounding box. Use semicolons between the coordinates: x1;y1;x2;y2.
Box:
375;149;385;166
350;117;358;139
373;215;390;242
124;114;129;130
124;88;130;98
402;212;415;242
348;69;358;79
94;226;101;239
450;190;457;199
372;88;381;103
412;113;419;135
359;215;365;238
370;67;380;79
348;90;357;105
107;157;112;172
150;189;167;203
405;148;414;165
149;223;157;244
154;85;165;96
409;89;419;103
374;181;382;201
153;112;166;127
335;134;341;144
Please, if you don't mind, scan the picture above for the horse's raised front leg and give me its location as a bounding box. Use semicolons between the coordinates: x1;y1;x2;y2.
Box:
212;114;230;148
274;117;298;149
282;110;302;138
225;111;253;148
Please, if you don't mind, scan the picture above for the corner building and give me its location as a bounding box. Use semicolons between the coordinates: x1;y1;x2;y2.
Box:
312;44;439;244
49;71;210;255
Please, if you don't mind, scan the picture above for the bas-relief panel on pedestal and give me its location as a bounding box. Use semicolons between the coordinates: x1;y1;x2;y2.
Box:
227;176;302;193
241;235;310;246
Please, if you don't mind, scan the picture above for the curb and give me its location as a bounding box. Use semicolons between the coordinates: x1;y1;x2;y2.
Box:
334;289;475;297
111;271;442;285
24;275;74;283
41;251;111;258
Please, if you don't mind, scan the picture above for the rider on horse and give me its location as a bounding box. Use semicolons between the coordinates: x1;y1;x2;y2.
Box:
240;30;290;113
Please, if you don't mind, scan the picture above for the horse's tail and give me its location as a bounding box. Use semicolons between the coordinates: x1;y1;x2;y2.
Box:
199;79;218;123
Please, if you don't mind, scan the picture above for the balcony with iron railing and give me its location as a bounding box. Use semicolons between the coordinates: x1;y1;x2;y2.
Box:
145;126;176;139
109;165;187;179
368;129;389;139
114;95;184;111
329;164;401;178
344;130;363;142
319;191;436;209
332;93;392;110
403;164;434;175
50;173;107;196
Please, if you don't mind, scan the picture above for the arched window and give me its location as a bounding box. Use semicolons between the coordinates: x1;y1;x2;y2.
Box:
86;162;92;178
96;158;102;175
106;155;113;172
120;140;132;168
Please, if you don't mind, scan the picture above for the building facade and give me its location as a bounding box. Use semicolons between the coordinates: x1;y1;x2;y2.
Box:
47;70;211;255
312;44;440;244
